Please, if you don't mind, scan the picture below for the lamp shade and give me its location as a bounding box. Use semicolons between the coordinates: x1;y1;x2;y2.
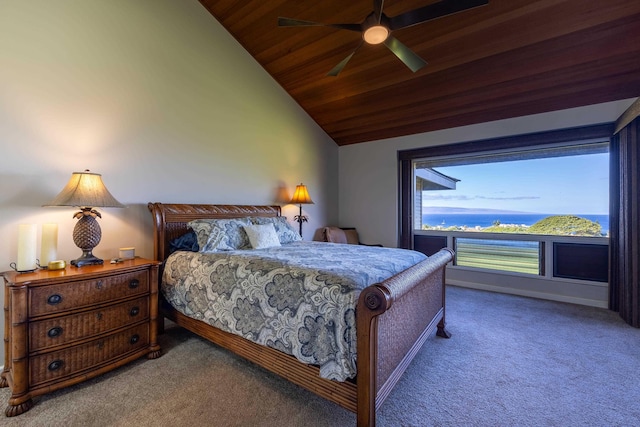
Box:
290;183;314;205
44;170;124;208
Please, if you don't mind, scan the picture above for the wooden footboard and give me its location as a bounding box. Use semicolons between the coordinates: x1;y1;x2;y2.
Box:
147;202;453;427
355;248;453;426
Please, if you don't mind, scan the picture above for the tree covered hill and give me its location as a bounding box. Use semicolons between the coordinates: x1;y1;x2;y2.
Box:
480;215;603;236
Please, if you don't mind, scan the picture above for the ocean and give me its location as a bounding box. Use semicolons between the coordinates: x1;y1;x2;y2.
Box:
422;213;609;234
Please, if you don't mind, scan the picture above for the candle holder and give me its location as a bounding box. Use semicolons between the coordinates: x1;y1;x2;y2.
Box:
9;260;40;273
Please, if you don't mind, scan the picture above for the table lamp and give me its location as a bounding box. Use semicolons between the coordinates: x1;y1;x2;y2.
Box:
44;170;124;267
290;183;314;237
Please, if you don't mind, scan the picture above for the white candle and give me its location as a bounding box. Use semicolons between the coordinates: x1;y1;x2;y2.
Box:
41;223;58;266
17;224;37;271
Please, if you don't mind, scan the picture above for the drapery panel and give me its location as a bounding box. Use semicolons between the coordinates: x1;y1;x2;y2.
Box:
610;99;640;327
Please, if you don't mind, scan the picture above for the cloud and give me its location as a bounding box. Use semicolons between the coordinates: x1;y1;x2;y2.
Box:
477;195;540;201
424;194;540;201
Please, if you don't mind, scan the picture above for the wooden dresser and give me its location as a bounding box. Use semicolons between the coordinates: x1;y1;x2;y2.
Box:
1;258;161;417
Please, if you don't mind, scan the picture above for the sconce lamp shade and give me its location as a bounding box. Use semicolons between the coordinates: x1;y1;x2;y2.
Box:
44;170;124;208
290;183;314;205
44;170;124;267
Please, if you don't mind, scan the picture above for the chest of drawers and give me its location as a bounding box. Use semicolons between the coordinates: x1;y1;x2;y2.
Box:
1;258;161;416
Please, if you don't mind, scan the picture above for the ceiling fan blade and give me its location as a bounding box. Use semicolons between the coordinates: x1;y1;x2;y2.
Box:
373;0;385;23
389;0;489;31
327;43;363;76
278;17;325;27
278;17;361;32
383;36;427;72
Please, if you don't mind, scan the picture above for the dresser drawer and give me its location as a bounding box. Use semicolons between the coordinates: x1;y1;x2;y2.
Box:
29;270;149;317
29;323;149;387
29;296;149;352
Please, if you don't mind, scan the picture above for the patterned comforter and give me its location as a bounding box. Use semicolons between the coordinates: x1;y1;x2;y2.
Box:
161;241;427;381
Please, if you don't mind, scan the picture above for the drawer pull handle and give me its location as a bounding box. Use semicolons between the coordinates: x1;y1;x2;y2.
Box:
130;334;140;345
48;360;64;372
130;306;140;317
96;312;103;321
47;327;63;338
128;279;139;289
96;280;103;289
47;294;63;305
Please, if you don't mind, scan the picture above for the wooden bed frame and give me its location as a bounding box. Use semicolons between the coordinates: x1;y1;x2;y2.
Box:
148;202;454;427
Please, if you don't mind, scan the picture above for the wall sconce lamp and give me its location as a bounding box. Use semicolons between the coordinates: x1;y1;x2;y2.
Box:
290;183;314;237
44;170;124;267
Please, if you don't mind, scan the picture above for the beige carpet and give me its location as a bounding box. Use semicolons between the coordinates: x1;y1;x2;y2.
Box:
2;286;639;427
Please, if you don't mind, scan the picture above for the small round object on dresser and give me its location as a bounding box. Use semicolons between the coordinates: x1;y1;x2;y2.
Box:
47;260;66;270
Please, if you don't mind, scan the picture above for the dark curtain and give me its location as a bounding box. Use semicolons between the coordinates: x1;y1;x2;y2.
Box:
609;100;640;327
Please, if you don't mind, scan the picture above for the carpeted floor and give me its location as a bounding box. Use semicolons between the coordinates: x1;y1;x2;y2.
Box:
2;286;639;426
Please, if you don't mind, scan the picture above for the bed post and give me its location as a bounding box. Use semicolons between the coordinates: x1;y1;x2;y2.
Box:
147;202;167;335
436;247;454;338
356;285;391;427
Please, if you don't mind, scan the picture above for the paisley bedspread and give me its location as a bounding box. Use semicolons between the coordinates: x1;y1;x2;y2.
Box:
161;241;427;381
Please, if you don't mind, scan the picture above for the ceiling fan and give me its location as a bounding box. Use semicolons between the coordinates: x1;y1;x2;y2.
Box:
278;0;489;76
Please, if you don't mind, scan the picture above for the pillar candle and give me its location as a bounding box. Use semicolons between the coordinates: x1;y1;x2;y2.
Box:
17;224;37;271
41;223;58;266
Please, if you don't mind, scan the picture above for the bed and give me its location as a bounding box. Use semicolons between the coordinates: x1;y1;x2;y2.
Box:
148;202;454;427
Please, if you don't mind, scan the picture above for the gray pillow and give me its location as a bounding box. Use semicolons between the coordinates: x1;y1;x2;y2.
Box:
188;218;252;252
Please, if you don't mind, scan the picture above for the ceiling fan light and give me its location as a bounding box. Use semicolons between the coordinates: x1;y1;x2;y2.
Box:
363;25;389;44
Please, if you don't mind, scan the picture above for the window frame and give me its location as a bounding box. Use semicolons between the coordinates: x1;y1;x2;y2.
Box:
397;123;616;249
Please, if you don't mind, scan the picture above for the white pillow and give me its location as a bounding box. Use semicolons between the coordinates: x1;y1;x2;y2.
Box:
250;216;302;243
243;224;281;249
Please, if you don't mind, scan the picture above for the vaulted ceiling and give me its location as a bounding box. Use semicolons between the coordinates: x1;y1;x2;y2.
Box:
198;0;640;146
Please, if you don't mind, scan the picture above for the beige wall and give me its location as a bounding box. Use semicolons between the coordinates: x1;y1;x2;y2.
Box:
0;1;338;360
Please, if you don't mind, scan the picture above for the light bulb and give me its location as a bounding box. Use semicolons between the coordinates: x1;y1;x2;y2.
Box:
363;25;389;45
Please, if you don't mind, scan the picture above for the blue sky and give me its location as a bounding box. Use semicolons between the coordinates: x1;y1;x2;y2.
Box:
424;153;609;215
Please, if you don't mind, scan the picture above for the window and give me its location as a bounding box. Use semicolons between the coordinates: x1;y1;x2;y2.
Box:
398;124;614;280
414;143;609;237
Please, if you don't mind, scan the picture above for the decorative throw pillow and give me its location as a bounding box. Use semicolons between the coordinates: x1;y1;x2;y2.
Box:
343;229;360;245
188;218;251;252
243;223;281;249
188;219;216;249
169;230;199;254
250;216;301;244
323;227;348;244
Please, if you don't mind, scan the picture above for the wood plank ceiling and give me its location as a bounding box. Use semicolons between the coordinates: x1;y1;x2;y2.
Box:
198;0;640;146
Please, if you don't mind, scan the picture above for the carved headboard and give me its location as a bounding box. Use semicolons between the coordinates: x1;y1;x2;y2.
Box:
147;203;281;262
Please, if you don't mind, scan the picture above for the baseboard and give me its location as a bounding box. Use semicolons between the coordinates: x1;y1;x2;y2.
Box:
447;280;609;309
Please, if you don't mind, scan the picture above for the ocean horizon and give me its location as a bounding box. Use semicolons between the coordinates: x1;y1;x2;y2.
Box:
422;213;609;234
